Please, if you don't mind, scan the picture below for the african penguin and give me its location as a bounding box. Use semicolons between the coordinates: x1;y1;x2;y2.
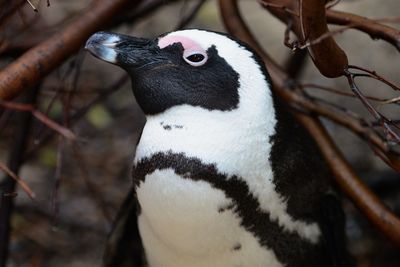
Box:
85;29;352;267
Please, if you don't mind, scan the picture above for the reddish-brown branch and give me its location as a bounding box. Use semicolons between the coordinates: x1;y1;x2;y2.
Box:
0;100;75;140
289;89;392;155
302;83;389;102
0;0;169;56
0;85;39;267
295;114;400;243
344;69;400;143
276;11;400;54
259;0;348;78
326;10;400;52
260;0;400;52
219;0;400;246
0;0;139;101
296;23;355;50
298;0;348;77
0;162;35;199
348;65;400;92
24;75;130;162
260;0;400;80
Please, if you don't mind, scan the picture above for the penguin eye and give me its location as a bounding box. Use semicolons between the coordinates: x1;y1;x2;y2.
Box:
183;50;208;67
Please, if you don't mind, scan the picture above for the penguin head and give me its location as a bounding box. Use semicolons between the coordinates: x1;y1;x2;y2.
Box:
86;29;274;116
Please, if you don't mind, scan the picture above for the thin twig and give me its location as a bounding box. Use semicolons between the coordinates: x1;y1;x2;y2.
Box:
326;10;400;51
382;96;400;105
302;83;392;102
0;85;39;267
348;65;400;92
27;75;129;160
52;50;85;227
0;100;76;140
25;0;38;12
325;0;341;9
50;136;64;228
258;0;299;17
344;69;400;143
0;163;35;199
296;24;356;50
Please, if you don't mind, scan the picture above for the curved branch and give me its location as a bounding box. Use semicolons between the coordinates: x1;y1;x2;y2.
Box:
298;0;348;77
260;0;400;52
259;0;348;78
219;0;400;246
0;0;138;101
0;100;76;140
326;10;400;52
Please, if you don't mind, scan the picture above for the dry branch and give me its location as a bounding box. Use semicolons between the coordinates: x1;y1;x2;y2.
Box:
0;100;76;140
260;0;348;78
0;163;35;199
0;0;140;101
219;0;400;246
326;10;400;52
0;86;39;267
298;0;348;77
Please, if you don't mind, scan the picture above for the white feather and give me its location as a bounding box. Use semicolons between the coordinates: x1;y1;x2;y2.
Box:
138;169;283;267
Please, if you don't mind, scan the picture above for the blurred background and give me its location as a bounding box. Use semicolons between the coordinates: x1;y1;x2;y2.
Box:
0;0;399;266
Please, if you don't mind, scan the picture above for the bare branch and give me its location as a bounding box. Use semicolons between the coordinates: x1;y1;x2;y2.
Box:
260;0;349;78
0;162;35;199
0;0;138;101
0;100;76;140
25;0;38;12
348;65;400;92
326;10;400;52
343;68;400;143
302;83;390;102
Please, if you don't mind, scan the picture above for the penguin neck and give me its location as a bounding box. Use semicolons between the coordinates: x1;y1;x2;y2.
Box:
136;89;277;179
144;78;276;131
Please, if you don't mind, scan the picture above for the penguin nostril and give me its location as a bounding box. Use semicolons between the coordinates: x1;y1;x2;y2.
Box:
183;50;208;67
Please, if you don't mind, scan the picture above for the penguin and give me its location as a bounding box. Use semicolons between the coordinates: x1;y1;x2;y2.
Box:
85;29;352;267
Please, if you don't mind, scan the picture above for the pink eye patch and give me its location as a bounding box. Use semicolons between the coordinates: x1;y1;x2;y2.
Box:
158;35;204;52
158;35;208;66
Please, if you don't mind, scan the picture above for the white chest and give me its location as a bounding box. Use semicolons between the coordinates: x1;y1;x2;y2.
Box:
136;169;283;267
133;105;320;266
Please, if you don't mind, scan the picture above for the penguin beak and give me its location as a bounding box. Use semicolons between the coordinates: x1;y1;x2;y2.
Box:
85;31;156;69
